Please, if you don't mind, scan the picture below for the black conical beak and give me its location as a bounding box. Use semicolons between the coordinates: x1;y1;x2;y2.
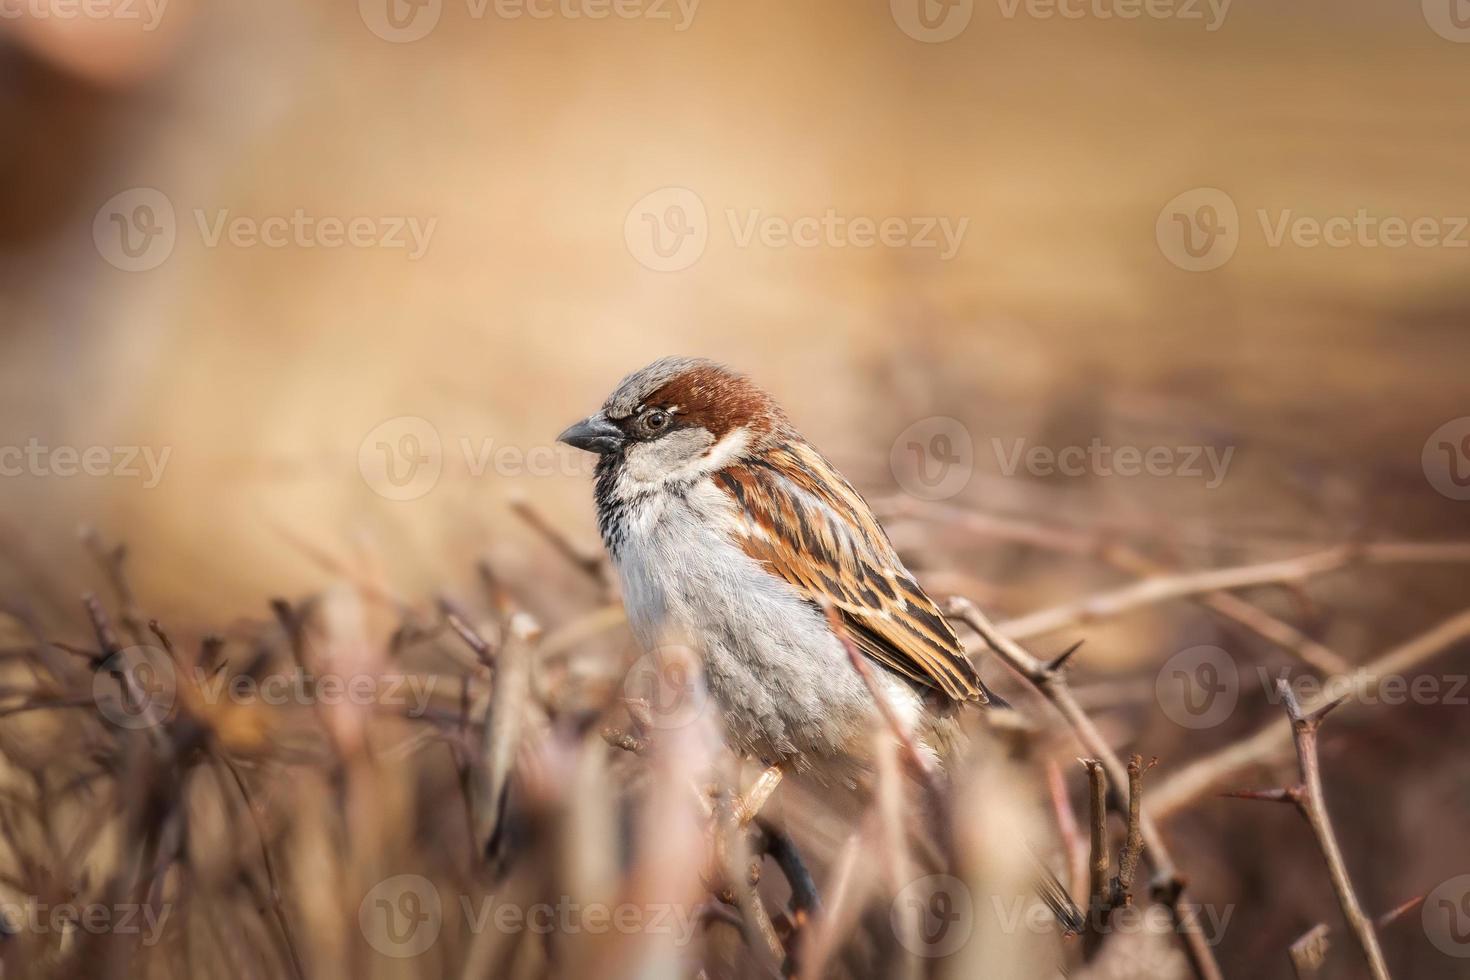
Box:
557;413;625;455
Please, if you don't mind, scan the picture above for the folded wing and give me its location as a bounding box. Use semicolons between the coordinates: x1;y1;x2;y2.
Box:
714;442;990;705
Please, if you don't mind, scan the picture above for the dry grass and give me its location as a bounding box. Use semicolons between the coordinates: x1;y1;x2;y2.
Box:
0;494;1466;979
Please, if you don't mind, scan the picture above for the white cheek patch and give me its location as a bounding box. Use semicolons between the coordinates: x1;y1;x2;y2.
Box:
614;426;751;498
700;427;751;473
619;428;715;489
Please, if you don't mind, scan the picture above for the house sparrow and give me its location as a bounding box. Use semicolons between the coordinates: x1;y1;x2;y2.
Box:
558;356;1004;780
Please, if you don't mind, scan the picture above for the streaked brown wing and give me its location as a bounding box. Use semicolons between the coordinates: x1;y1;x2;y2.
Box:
714;443;989;704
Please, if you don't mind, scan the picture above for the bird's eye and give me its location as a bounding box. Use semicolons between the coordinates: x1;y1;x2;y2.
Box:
643;409;670;433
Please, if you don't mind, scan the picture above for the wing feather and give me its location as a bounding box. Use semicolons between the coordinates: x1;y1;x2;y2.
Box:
716;444;991;705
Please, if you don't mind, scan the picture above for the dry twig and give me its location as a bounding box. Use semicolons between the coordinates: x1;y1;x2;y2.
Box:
1082;759;1109;914
1112;754;1155;908
1046;759;1088;905
1000;542;1470;641
1152;608;1470;817
821;603;944;808
948;596;1224;980
1224;680;1391;980
1289;923;1331;979
509;497;612;591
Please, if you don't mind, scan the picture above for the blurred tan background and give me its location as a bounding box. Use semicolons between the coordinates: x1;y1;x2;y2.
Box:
2;0;1467;619
1;2;1469;977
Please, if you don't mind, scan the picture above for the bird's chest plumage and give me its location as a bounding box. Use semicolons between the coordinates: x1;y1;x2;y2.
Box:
605;479;806;653
597;474;920;769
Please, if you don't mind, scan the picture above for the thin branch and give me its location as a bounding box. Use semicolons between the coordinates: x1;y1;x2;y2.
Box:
1289;923;1330;979
437;597;496;673
821;603;944;809
1082;759;1110;912
80;527;147;647
1000;542;1470;641
1112;754;1155;908
1152;608;1470;818
1046;759;1087;906
214;757;306;980
1228;681;1387;980
477;614;537;861
1227;681;1390;980
710;791;784;965
1286;894;1427;980
83;593;170;737
948;596;1224;980
1101;546;1350;675
508;497;610;591
268;598;311;675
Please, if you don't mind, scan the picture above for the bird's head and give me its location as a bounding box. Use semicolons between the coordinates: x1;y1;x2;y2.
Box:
558;357;787;487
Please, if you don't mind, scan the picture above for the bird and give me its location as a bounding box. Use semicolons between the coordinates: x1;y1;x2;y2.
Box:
558;356;1085;939
556;355;1006;784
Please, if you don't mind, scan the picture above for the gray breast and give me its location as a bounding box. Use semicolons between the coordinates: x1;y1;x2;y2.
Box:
611;479;915;770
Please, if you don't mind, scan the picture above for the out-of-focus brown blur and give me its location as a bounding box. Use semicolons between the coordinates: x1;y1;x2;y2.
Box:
1;1;1468;978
